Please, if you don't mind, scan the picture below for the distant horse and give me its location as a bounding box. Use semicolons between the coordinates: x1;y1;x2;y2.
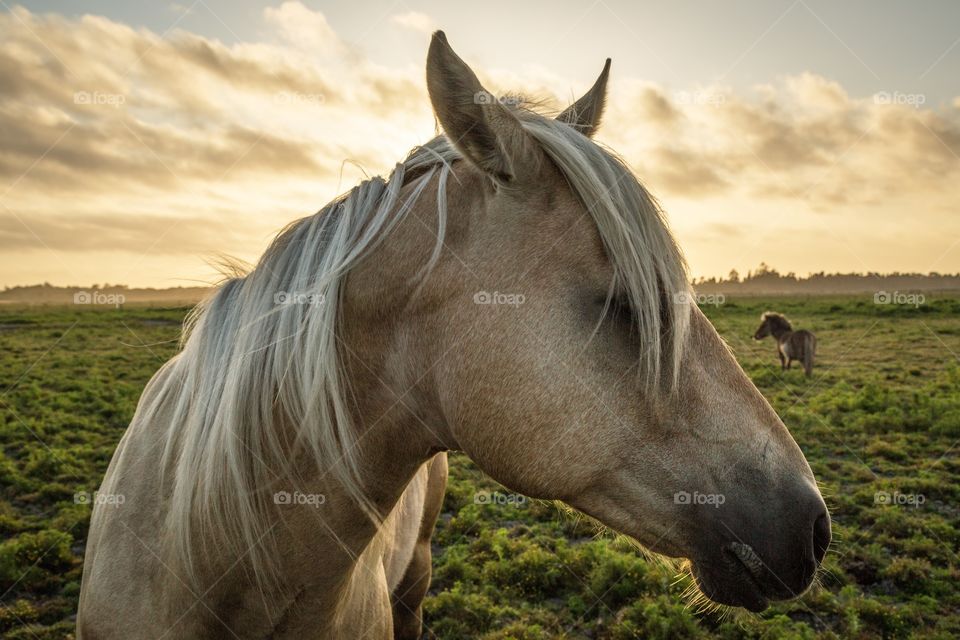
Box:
78;32;830;639
754;312;817;376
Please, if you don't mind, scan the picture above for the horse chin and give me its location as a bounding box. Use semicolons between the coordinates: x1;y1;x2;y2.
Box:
689;546;771;612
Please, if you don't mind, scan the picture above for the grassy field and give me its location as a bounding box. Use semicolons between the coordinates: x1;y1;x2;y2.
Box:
0;295;958;639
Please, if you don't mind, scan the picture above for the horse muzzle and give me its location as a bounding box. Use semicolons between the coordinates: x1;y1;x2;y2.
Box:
689;486;831;611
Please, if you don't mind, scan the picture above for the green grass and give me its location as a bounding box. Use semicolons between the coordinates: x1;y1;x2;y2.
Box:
0;296;958;639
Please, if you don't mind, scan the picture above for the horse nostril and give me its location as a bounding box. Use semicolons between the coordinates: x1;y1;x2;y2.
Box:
812;512;831;564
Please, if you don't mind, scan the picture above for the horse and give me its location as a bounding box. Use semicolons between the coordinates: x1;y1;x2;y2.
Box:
77;32;830;639
753;312;818;376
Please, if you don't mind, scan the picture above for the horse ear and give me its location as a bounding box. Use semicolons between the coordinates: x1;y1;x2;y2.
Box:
557;58;611;137
426;31;532;184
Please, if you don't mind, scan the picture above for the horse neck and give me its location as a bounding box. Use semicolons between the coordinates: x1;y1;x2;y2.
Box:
273;400;435;622
766;317;792;340
309;292;450;546
297;174;456;609
771;326;791;340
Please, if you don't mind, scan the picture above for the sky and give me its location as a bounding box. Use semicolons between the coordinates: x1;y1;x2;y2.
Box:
2;0;959;288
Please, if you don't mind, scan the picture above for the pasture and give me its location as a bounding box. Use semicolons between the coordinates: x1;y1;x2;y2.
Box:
1;295;958;639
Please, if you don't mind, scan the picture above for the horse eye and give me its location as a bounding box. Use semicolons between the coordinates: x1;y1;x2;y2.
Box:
602;295;633;324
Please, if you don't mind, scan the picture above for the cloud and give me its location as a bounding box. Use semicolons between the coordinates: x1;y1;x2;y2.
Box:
263;1;349;57
6;3;955;213
608;75;960;206
0;210;254;254
636;86;681;126
391;11;437;34
0;3;446;290
0;3;958;287
0;4;431;204
644;147;730;196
